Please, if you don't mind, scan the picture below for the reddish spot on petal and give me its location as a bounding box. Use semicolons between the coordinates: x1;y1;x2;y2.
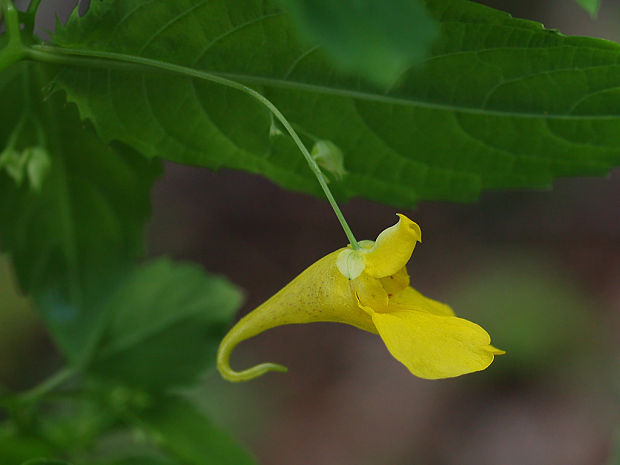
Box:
388;293;393;297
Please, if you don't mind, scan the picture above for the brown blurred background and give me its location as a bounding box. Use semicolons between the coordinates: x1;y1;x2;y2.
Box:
1;1;619;464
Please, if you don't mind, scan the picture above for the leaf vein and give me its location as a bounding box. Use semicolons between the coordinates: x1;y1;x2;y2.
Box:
284;45;320;80
107;0;156;46
190;11;283;67
138;0;210;54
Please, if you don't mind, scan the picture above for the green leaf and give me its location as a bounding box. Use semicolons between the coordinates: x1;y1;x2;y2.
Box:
0;433;55;465
96;458;179;465
52;0;620;206
274;0;437;86
133;395;255;465
0;63;161;361
450;253;592;376
575;0;601;17
20;460;73;465
88;259;243;390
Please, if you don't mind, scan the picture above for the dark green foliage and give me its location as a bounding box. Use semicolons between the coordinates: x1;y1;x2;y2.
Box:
0;64;160;302
133;395;256;465
0;0;618;463
275;0;437;85
0;63;162;361
88;259;243;390
52;0;620;206
19;460;73;465
1;37;250;465
95;459;179;465
0;436;56;465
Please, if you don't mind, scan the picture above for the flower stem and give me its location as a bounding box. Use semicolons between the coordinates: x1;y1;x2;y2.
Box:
25;44;361;249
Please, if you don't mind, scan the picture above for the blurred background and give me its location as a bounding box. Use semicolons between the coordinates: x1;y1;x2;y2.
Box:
1;0;619;464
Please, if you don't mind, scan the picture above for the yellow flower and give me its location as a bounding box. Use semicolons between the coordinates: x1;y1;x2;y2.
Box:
217;214;504;382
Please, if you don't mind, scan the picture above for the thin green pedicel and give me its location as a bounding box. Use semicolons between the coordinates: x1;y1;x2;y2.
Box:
25;44;361;250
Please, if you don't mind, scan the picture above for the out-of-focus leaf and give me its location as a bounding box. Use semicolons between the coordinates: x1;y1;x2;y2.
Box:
0;63;161;362
133;395;255;465
451;253;592;376
88;259;242;390
51;0;620;206
20;460;73;465
575;0;601;17
0;433;55;465
35;394;118;455
96;458;179;465
0;255;42;388
275;0;437;85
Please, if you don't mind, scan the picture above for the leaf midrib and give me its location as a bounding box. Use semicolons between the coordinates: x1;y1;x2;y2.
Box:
55;0;620;123
211;70;620;121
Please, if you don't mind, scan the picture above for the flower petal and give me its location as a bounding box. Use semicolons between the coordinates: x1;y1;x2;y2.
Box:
489;345;506;355
363;214;421;278
390;286;455;316
379;266;411;295
371;310;500;379
352;273;389;313
217;248;377;382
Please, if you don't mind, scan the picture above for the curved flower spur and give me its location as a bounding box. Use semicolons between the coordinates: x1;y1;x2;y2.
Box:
217;214;504;382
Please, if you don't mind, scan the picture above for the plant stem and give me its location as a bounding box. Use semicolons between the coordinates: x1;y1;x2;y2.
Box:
25;44;361;249
22;0;42;36
0;1;27;71
19;366;77;403
2;1;20;44
0;366;78;411
27;0;42;16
